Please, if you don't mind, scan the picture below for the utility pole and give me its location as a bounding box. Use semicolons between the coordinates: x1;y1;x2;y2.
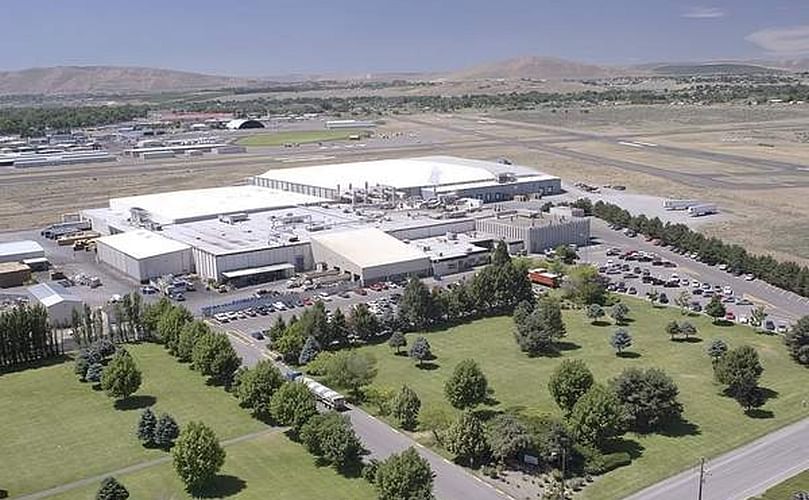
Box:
697;457;705;500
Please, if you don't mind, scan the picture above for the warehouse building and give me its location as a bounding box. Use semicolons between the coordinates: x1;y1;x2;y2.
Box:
0;240;45;263
310;228;432;284
411;233;491;277
28;282;84;326
96;230;194;282
252;156;561;201
476;213;590;253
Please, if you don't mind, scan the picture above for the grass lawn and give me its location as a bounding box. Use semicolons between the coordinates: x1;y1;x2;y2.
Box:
236;129;365;147
753;469;809;499
358;297;809;500
48;431;376;500
0;343;266;497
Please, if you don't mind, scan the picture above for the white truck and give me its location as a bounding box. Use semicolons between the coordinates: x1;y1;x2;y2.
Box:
688;203;718;217
663;199;698;211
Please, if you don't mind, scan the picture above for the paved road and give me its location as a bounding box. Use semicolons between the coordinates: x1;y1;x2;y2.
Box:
228;334;510;500
626;417;809;500
16;427;283;500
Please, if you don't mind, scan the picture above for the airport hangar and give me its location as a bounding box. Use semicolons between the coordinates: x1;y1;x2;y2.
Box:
82;156;585;286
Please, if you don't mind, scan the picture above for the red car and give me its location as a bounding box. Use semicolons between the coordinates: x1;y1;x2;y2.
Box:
725;311;736;321
354;287;367;296
303;297;314;306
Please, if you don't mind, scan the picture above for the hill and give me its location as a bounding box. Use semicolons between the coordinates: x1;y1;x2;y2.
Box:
442;56;626;80
0;66;264;95
651;63;786;76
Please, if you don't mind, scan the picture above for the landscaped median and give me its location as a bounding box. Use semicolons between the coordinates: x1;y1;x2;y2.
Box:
351;296;809;500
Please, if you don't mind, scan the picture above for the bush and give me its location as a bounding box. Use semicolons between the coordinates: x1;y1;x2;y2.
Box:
601;452;632;473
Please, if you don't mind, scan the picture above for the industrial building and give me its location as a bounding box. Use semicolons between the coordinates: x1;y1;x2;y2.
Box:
0;240;45;263
476;212;590;253
310;228;432;284
28;282;84;326
96;230;194;282
252;156;561;202
81;156;584;286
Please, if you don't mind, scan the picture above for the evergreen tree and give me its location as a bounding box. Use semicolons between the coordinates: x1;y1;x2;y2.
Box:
398;278;435;330
85;362;104;384
706;338;729;364
610;328;633;355
298;336;322;365
154;413;180;449
585;304;605;323
136;408;157;447
785;316;809;366
329;308;349;347
96;476;129;500
349;303;380;341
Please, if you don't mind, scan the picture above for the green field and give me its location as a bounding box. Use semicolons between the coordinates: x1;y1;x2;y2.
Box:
236;129;366;147
0;343;372;499
48;431;375;500
357;298;809;500
753;469;809;499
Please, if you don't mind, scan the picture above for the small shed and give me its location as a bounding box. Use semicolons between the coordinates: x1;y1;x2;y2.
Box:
0;262;31;288
28;282;84;326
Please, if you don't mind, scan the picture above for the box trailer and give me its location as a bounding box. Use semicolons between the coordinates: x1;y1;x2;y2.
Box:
663;199;698;211
528;268;560;288
688;204;718;217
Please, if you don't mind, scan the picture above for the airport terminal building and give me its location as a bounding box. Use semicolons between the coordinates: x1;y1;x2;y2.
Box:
81;156;583;286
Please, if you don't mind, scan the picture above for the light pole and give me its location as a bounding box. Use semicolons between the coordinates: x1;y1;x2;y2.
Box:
697;457;705;500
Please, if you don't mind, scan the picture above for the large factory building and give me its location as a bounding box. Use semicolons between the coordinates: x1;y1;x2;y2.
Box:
81;156;584;287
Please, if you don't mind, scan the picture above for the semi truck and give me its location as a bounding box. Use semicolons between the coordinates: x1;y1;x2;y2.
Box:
663;199;698;211
300;376;347;411
688;203;718;217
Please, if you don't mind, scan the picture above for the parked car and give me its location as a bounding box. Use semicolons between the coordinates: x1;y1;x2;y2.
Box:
764;320;776;331
725;311;736;322
250;331;265;340
658;293;669;304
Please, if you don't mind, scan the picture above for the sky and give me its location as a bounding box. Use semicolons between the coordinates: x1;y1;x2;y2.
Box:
2;0;809;76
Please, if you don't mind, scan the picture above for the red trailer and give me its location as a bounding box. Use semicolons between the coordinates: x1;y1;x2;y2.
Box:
528;268;560;288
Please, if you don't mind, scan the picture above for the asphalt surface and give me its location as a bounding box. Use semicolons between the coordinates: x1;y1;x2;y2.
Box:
227;331;511;500
626;417;809;500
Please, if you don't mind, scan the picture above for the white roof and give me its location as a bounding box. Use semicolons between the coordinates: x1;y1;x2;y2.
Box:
109;185;326;224
258;156;509;191
311;227;430;268
29;282;81;308
97;230;191;260
0;240;44;258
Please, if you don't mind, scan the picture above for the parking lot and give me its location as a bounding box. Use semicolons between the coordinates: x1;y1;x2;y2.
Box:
586;220;808;331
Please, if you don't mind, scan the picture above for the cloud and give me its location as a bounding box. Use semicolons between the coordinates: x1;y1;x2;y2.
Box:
746;25;809;55
682;6;726;19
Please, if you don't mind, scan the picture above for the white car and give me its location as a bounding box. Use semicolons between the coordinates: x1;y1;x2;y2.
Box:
744;274;755;281
738;316;749;325
273;301;287;311
691;280;701;288
723;286;733;296
718;264;728;271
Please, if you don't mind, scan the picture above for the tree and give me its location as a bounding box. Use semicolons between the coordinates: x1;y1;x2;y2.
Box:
419;406;455;446
156;306;193;354
409;336;432;366
548;359;594;415
675;290;691;315
177;321;211;363
585;304;605;324
191;332;241;386
268;316;287;342
610;328;633;355
563;265;606;306
611;368;682;432
513;296;566;355
349;303;380;341
610;302;630;325
715;345;764;409
665;320;681;341
300;412;364;471
388;331;407;354
679;321;697;340
96;476;129;500
270;381;317;434
75;356;90;381
154;413;180;449
136;408;158;447
390;385;421;430
172;421;226;492
329;307;349;346
750;306;767;328
785;316;809;366
568;384;627;448
444;359;488;410
706;339;729;364
488;413;532;463
374;447;434;500
554;244;578;265
445;412;489;467
647;289;660;306
322;350;377;400
234;360;284;419
86;362;104;384
398;278;436;330
298;301;332;346
298;336;321;365
100;350;142;400
705;295;727;324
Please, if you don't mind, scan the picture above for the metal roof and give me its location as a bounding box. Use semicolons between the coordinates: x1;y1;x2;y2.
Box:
28;282;81;308
0;240;44;258
97;230;191;260
311;227;431;269
221;263;295;279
